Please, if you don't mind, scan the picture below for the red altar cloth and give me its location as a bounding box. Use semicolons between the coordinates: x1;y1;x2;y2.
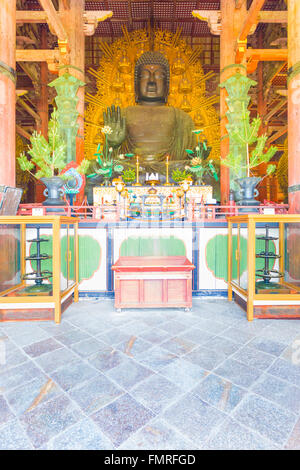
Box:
112;256;195;310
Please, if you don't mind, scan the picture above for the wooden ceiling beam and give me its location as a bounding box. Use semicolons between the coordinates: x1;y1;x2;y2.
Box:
17;10;287;26
16;124;32;141
37;0;68;41
245;49;288;73
238;0;266;42
259;11;287;23
246;49;288;62
17;97;41;123
16;11;48;23
264;100;287;123
267;125;288;146
17;10;113;24
16;49;60;63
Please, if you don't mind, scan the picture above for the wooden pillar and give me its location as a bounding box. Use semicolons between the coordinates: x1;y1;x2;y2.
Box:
220;0;247;205
256;30;268;202
288;0;300;213
59;0;85;164
0;0;16;186
36;25;48;139
257;31;267;131
35;25;49;203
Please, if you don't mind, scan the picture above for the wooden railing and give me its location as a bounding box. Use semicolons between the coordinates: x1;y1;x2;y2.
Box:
17;201;289;222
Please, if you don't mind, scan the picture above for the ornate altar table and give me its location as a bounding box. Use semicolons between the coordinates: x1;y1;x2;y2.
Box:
93;185;213;205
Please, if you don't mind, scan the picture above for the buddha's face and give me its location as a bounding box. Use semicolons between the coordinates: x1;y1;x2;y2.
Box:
137;64;167;104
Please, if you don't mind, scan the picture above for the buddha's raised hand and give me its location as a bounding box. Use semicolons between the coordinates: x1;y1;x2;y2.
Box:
103;105;126;148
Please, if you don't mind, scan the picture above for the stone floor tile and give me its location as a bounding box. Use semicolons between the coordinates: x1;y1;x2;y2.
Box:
7;328;51;348
140;314;166;327
54;329;92;347
19;394;84;448
138;327;172;345
5;376;61;416
69;338;108;358
106;356;153;390
205;418;279;450
232;393;297;446
0;419;33;450
160;336;198;356
116;336;153;358
0;361;45;393
232;346;276;371
214;358;263;388
247;335;287;357
96;328;134;348
193;318;230;335
34;347;79;374
120;320;151;336
184;346;227;371
158;320;190;335
192;373;246;413
0;340;28;372
251;373;300;415
178;328;216;346
285;417;300;450
130;374;184;414
46;418;114;450
38;320;76;335
88;346;124;373
163;392;226;447
23;337;62;358
268;357;300;387
220;327;256;345
49;361;98;391
201;335;241;356
119;418;197;450
91;394;155;447
136;345;178;372
69;374;124;414
159;358;209;391
0;394;15;426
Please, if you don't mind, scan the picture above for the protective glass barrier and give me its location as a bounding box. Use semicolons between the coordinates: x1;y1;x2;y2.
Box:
0;224;21;295
60;224;69;292
240;224;248;291
284;222;300;293
254;222;290;295
231;224;239;286
67;224;76;289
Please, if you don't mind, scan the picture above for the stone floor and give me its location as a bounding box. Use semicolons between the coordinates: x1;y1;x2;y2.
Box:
0;298;300;450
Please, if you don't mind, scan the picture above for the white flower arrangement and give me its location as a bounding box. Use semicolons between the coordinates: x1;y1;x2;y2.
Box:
101;126;113;135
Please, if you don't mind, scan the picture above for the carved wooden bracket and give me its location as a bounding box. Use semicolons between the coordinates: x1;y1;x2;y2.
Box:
192;10;221;35
83;11;113;36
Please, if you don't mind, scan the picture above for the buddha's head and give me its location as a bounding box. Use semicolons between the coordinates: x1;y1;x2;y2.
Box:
134;51;170;104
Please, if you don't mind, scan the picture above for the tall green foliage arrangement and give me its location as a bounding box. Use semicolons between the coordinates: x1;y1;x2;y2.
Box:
18;109;88;179
220;72;277;180
221;103;277;178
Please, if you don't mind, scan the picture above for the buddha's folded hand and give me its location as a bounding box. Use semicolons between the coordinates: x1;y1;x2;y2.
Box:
103;105;126;148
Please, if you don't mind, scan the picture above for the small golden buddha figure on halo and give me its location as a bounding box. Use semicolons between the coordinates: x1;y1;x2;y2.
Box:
103;51;196;173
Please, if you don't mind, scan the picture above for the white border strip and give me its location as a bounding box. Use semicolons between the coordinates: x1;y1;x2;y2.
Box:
254;300;300;306
0;302;55;309
116;274;190;280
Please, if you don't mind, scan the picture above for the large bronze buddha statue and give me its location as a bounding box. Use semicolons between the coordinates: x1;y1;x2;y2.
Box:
103;51;196;172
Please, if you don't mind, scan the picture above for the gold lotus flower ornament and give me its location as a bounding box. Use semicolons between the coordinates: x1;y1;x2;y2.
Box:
101;126;113;135
191;157;202;166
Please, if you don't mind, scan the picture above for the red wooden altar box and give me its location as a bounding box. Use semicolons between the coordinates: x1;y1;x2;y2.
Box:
112;256;195;310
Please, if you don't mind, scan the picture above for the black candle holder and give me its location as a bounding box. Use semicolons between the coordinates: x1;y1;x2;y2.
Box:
22;226;53;293
255;224;284;292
